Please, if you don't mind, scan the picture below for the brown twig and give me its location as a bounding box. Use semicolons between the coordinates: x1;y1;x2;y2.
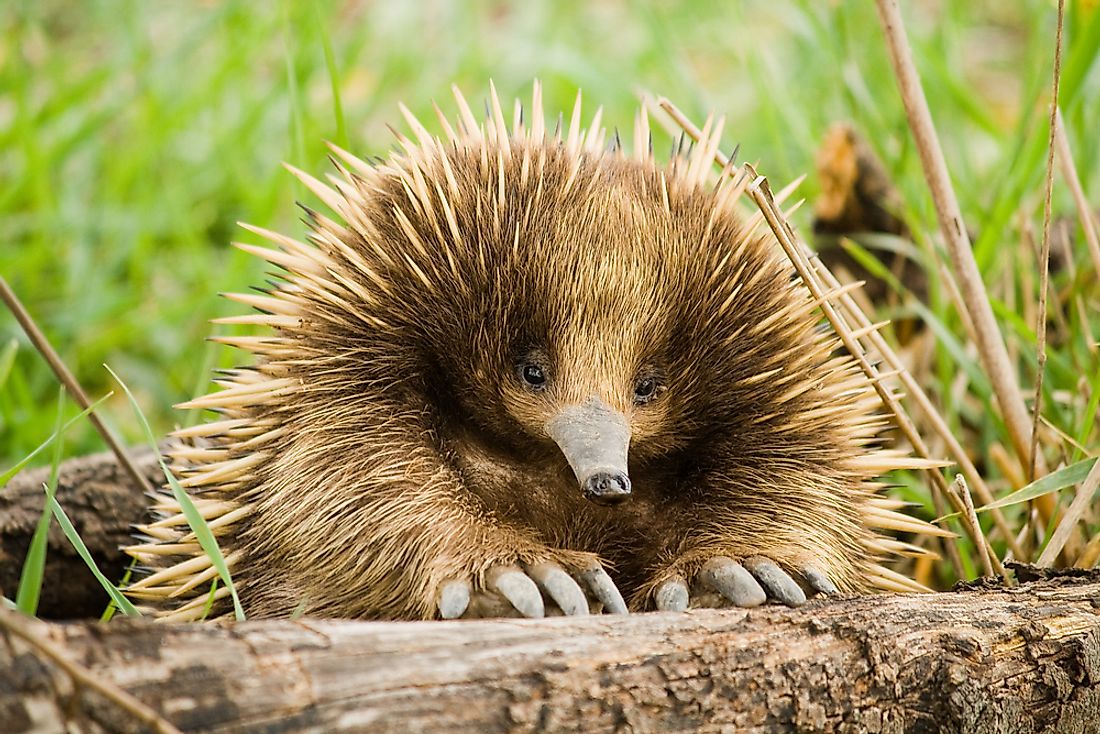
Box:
0;606;182;734
1030;0;1064;485
873;0;1047;480
0;276;153;495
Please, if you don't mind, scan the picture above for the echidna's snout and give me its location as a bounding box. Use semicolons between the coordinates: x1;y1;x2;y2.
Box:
544;396;632;506
583;471;632;506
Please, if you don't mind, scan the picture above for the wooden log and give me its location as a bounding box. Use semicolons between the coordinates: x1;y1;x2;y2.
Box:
3;572;1100;733
0;448;162;619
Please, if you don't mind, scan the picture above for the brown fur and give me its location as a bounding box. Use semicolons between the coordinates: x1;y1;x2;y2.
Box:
126;84;935;621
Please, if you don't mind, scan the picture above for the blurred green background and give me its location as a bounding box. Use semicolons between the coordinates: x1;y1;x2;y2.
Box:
1;0;1097;475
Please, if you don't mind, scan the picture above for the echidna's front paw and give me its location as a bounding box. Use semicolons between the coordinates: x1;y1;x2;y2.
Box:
653;555;838;611
437;561;628;619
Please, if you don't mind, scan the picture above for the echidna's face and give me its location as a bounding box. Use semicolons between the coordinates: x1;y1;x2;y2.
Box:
440;170;696;506
493;339;670;506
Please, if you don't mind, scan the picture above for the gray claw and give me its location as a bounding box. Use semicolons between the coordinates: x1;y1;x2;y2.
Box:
527;562;588;616
802;566;838;596
744;557;807;607
437;579;472;619
654;576;689;612
579;564;628;614
700;556;766;607
487;566;545;618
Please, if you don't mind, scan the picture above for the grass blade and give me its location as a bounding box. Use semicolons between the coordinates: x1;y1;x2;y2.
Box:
105;364;246;621
976;457;1098;513
14;388;66;615
199;577;220;622
0;392;114;489
47;493;142;616
315;0;348;149
100;561;136;622
1037;453;1100;565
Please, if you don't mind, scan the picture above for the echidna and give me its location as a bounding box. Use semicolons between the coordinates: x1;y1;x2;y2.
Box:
126;82;942;622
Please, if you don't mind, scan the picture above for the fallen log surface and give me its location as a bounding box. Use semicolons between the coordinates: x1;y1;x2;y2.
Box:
0;447;161;619
3;573;1100;734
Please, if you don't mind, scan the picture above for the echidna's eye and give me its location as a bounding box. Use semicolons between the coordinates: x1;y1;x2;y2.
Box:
633;377;658;404
520;363;547;390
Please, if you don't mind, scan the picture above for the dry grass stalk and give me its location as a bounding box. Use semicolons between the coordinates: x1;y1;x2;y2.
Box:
1054;108;1100;280
808;263;1024;561
1038;457;1100;567
1022;218;1072;347
873;0;1047;481
935;261;979;347
1029;0;1064;485
989;443;1025;491
747;171;1014;578
662;98;1029;562
946;474;1004;579
749;166;989;571
0;606;183;734
656;98;1024;576
0;276;153;495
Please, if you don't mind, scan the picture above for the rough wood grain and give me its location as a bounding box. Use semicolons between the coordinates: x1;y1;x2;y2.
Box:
0;448;162;619
3;573;1100;733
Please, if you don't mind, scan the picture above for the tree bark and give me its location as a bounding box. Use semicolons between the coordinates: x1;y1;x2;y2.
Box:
4;453;1100;732
0;448;162;619
3;572;1100;734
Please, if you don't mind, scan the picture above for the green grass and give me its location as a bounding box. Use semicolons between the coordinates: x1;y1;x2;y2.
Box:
14;388;64;615
2;1;1099;589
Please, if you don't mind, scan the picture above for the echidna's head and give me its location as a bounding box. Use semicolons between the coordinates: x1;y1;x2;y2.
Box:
358;148;782;508
262;87;801;509
451;180;684;506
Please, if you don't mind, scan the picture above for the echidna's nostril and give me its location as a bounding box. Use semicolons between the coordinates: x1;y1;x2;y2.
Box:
583;471;632;506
